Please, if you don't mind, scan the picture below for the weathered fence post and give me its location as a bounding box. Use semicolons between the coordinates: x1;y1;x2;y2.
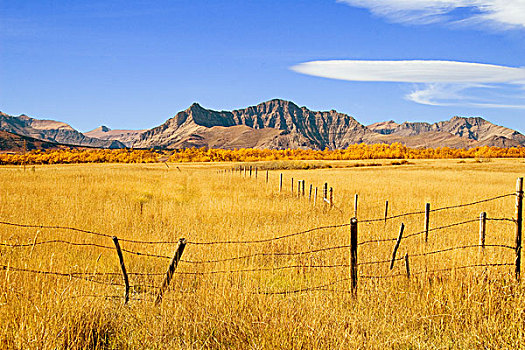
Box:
323;183;328;199
302;181;305;197
249;166;252;178
516;177;523;281
350;218;358;295
309;184;313;201
155;238;187;305
297;180;301;197
479;212;486;254
384;200;389;223
279;173;283;192
354;194;358;218
291;178;294;194
244;166;246;177
255;167;258;179
314;187;318;206
424;203;431;243
266;170;269;183
404;253;411;279
329;187;333;208
390;223;405;270
112;236;130;304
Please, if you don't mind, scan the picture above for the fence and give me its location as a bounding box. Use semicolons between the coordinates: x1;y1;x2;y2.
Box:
0;174;522;305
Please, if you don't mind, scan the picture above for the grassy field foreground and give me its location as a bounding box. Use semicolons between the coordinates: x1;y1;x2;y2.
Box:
1;159;525;349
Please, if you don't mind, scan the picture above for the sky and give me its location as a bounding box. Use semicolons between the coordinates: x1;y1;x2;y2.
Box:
1;0;524;133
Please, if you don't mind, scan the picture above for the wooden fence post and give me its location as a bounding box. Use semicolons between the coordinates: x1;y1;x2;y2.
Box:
291;178;294;194
424;203;431;243
384;200;389;223
266;170;269;184
112;236;130;304
404;253;411;279
350;218;358;295
302;181;305;197
244;166;246;177
279;173;283;192
314;187;318;206
309;184;313;201
297;180;301;197
516;177;523;281
323;183;328;199
329;187;333;208
255;167;258;179
155;238;187;305
390;223;405;270
249;166;252;177
479;212;486;254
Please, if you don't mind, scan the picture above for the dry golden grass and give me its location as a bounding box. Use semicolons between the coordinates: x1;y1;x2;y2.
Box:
1;159;525;349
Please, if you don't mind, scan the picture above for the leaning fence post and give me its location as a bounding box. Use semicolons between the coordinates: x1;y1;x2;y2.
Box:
384;200;389;223
279;173;283;192
349;218;358;295
479;212;487;254
516;177;523;281
309;184;313;201
424;203;431;243
112;236;130;304
155;238;187;305
390;223;405;270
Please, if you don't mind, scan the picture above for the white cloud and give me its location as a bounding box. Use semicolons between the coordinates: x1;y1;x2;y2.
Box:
338;0;525;29
291;60;525;83
291;59;525;109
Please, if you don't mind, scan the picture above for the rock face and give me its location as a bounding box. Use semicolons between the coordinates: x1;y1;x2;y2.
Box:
0;112;124;149
84;126;145;147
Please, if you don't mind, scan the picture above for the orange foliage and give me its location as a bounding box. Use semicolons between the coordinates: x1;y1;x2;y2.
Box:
0;143;524;165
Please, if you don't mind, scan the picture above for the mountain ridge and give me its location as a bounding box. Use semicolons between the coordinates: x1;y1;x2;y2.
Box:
1;100;524;151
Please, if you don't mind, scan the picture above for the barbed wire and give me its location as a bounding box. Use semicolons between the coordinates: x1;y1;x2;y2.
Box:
360;263;513;279
487;217;516;223
360;193;515;224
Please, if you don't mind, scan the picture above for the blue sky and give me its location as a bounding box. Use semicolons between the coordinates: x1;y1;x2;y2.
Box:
1;0;524;133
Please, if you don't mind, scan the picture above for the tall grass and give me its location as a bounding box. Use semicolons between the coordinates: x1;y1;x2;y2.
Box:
0;159;524;349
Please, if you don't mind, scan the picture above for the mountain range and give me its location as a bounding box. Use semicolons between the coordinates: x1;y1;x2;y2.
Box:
1;99;524;151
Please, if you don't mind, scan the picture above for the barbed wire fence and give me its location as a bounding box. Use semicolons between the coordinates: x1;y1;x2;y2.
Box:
0;175;523;305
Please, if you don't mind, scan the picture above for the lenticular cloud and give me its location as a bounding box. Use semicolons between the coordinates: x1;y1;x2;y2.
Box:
291;60;525;84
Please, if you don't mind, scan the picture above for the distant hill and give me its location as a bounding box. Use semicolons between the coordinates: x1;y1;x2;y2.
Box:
0;112;124;149
1;100;524;152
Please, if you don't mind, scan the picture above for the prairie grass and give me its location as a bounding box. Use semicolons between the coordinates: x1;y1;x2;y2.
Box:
0;159;524;349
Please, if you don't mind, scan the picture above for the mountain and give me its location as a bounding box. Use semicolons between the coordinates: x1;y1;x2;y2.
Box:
2;101;524;151
367;116;525;147
132;99;377;149
132;99;525;150
0;112;125;149
84;126;145;147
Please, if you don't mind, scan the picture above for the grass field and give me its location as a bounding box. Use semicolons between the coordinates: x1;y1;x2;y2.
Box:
1;159;524;349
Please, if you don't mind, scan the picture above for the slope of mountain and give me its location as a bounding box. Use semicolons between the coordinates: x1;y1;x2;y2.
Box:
0;130;72;152
0;112;125;149
84;126;145;147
